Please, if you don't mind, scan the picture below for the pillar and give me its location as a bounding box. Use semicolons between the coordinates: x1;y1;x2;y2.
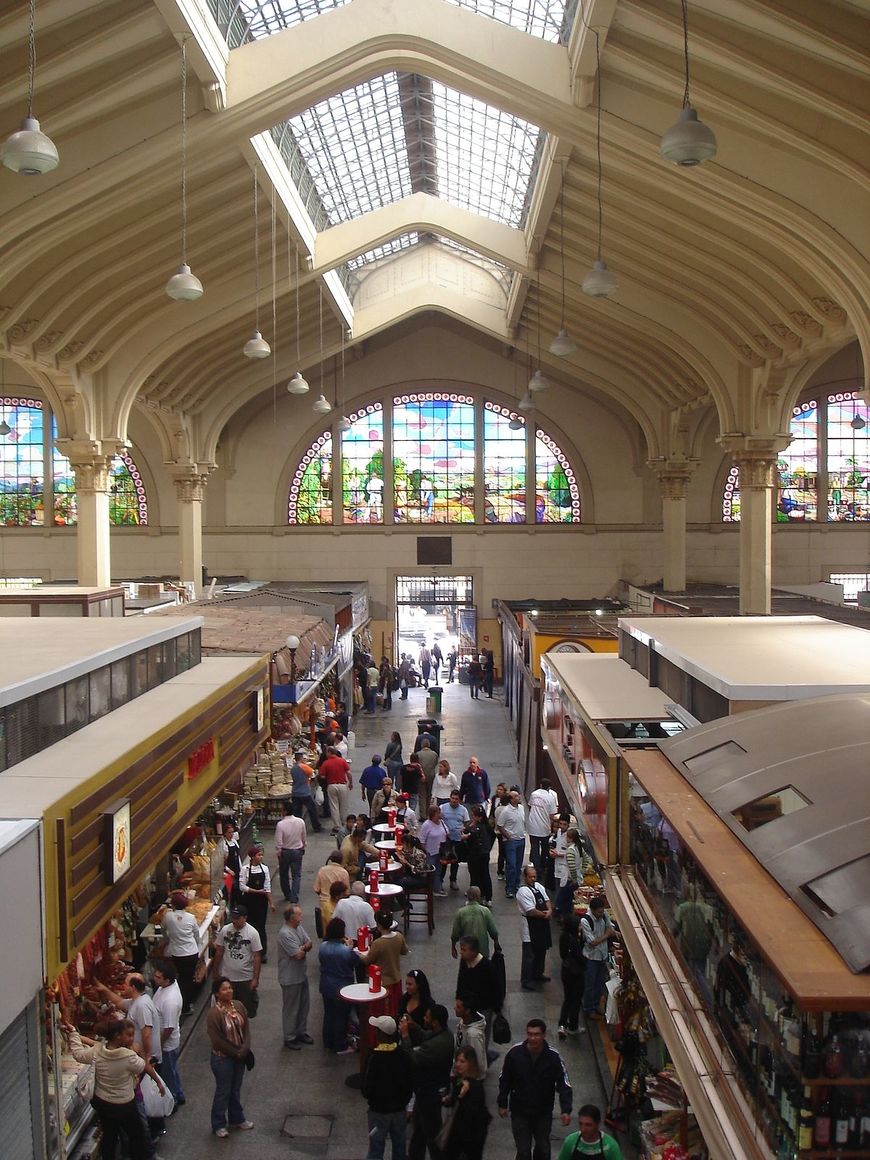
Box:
67;452;113;587
649;459;697;594
733;453;777;615
173;471;208;599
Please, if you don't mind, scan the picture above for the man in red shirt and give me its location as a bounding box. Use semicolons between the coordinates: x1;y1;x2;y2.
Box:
320;746;353;825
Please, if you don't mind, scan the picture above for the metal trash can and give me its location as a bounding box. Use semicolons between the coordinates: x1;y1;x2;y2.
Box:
426;687;443;714
416;717;444;756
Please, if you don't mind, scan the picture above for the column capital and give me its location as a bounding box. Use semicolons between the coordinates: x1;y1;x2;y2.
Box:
57;439;127;494
648;457;699;502
717;433;791;491
173;472;210;505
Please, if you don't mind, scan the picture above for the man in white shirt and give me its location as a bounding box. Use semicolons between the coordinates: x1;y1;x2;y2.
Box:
516;865;553;991
213;905;263;1016
495;790;526;898
527;780;559;878
333;880;376;943
275;802;307;903
96;972;162;1063
153;962;185;1104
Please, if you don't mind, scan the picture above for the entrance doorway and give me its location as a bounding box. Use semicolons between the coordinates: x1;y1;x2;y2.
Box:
395;576;476;668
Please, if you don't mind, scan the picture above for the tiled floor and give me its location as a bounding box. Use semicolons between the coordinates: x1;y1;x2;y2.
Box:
159;681;622;1158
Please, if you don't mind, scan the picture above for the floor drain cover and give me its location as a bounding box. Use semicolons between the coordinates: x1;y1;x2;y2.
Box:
281;1114;333;1139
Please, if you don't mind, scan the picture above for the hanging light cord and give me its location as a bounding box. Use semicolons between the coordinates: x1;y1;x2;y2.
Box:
340;324;346;412
179;39;190;265
253;164;261;331
27;0;37;117
559;168;567;326
318;285;324;391
681;0;692;108
594;29;604;262
295;247;301;366
271;193;277;426
536;270;543;366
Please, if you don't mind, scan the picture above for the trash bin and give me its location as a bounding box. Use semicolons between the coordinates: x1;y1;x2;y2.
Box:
416;717;444;756
426;686;443;715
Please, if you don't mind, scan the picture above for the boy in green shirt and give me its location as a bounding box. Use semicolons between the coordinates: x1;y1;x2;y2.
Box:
557;1104;623;1159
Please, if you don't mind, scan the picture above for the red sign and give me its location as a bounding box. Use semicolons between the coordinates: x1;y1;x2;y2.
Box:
187;738;216;779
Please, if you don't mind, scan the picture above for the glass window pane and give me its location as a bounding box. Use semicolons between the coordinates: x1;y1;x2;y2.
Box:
89;667;111;721
189;631;202;666
393;394;476;523
827;391;869;522
0;397;45;526
109;455;149;525
535;430;581;522
777;400;817;521
483;402;527;522
37;687;65;749
111;659;131;708
176;633;191;673
131;651;148;698
65;677;89;735
163;636;177;677
147;645;163;690
289;433;333;523
444;1;573;43
342;404;384;524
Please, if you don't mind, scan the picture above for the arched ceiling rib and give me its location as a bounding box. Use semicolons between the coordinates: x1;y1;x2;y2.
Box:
0;0;866;454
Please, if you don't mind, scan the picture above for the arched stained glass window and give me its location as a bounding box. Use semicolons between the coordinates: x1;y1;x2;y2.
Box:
342;403;383;524
0;396;148;526
289;432;333;524
288;393;581;525
722;391;868;522
536;430;581;522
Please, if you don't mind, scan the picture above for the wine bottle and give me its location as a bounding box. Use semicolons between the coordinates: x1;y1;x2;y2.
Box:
798;1086;814;1151
824;1033;845;1079
858;1094;870;1149
815;1090;832;1148
803;1028;821;1080
833;1093;850;1149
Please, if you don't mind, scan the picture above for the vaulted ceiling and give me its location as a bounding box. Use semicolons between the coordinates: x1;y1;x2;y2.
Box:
0;0;867;464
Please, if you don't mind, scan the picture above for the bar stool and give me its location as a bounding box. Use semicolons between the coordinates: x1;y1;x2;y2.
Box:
403;872;435;936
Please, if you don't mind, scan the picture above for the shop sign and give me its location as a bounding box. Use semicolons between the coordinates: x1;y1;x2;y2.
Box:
255;687;265;733
187;738;216;780
103;799;131;884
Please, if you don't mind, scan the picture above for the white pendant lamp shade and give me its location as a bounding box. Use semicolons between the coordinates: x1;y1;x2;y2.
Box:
337;415;352;433
243;330;271;359
165;263;203;301
517;391;535;413
508;415;523;431
528;369;549;393
660;105;717;166
287;372;309;395
312;394;332;415
2;116;58;175
582;259;618;298
549;327;576;358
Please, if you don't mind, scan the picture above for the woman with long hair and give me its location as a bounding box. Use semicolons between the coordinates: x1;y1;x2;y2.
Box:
397;969;434;1027
433;758;459;805
62;1016;165;1160
206;976;253;1137
440;1045;491;1159
384;730;403;781
556;828;590;918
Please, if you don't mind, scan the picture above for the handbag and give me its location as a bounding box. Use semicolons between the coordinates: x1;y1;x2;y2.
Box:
314;783;325;807
434;1102;459;1151
244;1049;256;1071
439;839;458;864
492;1010;511;1044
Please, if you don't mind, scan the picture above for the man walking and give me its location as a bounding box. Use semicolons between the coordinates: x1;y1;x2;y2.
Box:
580;895;616;1020
498;1019;573;1160
527;780;559;877
419;645;432;688
431;641;442;681
451;887;500;958
321;745;353;824
290;750;322;832
275;801;307;903
557;1105;624;1160
517;865;553;991
496;789;526;898
212;905;262;1016
441;788;469;892
152;962;185;1107
277;904;314;1050
414;740;438;813
362;1015;414;1159
400;1004;454;1160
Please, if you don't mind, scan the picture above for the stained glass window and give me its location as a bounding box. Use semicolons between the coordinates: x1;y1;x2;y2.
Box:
722;392;868;523
483;402;526;522
393;394;476;523
53;435;148;527
535;430;581;522
0;396;45;526
827;392;869;521
342;403;384;524
289;395;581;525
289;432;333;523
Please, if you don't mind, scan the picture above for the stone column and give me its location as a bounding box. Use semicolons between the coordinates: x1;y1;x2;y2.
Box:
650;460;697;593
173;471;209;599
719;436;788;615
65;449;114;587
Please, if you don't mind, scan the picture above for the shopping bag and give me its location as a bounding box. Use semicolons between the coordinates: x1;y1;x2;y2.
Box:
139;1072;175;1118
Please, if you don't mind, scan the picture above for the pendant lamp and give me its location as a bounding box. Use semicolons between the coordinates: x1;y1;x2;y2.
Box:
286;247;309;394
660;0;717;166
517;391;535;413
549;169;576;356
243;165;270;358
311;287;331;415
2;0;58;175
582;32;618;298
166;40;203;300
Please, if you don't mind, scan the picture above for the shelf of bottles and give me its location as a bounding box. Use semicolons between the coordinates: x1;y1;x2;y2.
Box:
628;782;870;1159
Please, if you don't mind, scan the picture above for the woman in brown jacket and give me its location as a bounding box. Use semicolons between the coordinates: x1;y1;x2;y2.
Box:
207;976;253;1137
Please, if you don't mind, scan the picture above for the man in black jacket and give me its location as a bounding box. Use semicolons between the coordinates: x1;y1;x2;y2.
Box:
363;1015;414;1158
498;1018;572;1160
400;1003;454;1160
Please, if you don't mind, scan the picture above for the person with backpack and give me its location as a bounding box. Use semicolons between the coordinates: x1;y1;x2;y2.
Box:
556;1104;623;1159
580;897;616;1020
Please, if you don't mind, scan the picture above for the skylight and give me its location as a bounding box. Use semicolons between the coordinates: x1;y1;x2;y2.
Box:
445;0;575;43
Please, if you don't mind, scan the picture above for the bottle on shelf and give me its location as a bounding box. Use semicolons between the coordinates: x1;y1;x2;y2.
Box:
798;1086;815;1152
832;1092;850;1150
857;1091;870;1149
814;1089;832;1150
824;1033;845;1079
802;1027;822;1080
851;1039;869;1080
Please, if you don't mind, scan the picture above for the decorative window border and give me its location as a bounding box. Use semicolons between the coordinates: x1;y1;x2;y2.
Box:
287;431;332;523
536;428;581;521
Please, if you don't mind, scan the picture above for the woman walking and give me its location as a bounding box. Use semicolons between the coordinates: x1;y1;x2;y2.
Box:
63;1017;165;1160
238;845;274;961
206;976;253;1137
384;730;403;782
440;1046;491;1159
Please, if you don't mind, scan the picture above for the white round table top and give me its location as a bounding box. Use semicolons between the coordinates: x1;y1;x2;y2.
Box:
364;882;404;896
372;822;396;833
374;840;397;850
340;983;387;1003
366;860;401;872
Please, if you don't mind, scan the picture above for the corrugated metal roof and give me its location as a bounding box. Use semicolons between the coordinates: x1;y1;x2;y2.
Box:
661;693;870;973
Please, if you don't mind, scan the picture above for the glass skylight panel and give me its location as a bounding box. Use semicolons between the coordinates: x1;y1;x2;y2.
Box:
210;0;350;42
430;83;541;226
288;75;412;224
444;0;574;43
346;235;420;270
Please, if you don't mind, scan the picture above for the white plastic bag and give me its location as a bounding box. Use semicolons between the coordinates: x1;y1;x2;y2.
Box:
346;729;356;751
139;1072;175;1118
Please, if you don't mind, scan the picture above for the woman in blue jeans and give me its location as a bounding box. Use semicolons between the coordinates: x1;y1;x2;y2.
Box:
206;977;253;1137
319;917;360;1053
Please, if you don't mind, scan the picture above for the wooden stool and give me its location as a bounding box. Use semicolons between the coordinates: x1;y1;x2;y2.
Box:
403;875;435;936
